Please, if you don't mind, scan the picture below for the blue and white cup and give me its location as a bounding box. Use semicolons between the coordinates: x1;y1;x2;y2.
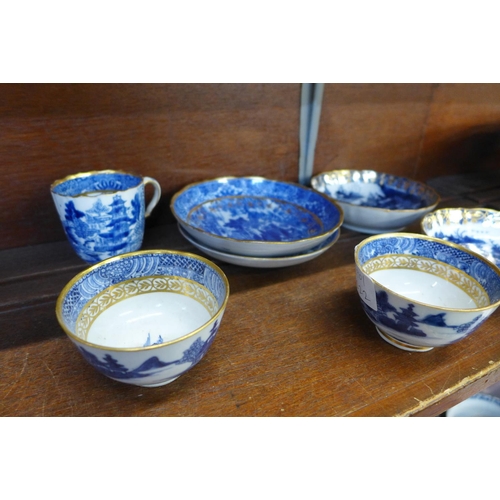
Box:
51;170;161;263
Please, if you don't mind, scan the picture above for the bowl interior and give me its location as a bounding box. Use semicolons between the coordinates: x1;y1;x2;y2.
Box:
356;234;500;308
171;176;342;243
312;170;439;210
76;275;220;348
366;261;489;309
57;251;229;349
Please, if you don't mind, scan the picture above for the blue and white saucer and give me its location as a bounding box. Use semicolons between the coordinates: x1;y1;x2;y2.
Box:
178;224;340;268
171;176;343;257
421;208;500;266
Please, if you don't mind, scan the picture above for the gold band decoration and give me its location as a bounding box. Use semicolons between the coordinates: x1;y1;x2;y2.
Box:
362;254;490;308
76;275;219;340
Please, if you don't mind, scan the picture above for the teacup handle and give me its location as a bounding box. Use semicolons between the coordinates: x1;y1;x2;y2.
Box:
143;177;162;217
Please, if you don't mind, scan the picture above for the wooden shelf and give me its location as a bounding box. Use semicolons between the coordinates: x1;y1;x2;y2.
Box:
2;218;500;417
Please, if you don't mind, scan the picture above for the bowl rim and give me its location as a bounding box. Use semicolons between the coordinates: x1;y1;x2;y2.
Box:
354;232;500;313
421;206;500;232
311;169;441;215
55;249;230;352
170;175;344;247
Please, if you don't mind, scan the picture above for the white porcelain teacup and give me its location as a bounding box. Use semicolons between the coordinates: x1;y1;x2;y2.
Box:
51;170;161;263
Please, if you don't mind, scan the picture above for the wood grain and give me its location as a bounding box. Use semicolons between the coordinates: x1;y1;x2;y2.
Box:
2;222;500;417
0;84;301;250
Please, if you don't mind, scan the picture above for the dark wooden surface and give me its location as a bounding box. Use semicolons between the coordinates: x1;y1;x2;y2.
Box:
314;83;500;182
0;83;301;251
6;83;500;252
2;203;500;417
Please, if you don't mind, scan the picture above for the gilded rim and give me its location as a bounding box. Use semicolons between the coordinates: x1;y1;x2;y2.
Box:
311;170;440;215
170;176;344;247
421;207;500;234
50;169;144;197
55;249;230;352
354;232;500;313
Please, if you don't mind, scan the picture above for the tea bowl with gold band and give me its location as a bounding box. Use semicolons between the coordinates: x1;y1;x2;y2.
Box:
354;233;500;352
311;169;439;234
56;250;230;387
171;176;343;257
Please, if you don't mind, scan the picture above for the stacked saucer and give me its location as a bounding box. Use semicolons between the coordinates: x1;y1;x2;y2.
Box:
171;176;343;268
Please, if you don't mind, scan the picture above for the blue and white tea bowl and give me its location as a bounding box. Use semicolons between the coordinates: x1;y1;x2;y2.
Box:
311;170;439;234
56;250;230;387
171;176;343;257
421;208;500;266
355;233;500;352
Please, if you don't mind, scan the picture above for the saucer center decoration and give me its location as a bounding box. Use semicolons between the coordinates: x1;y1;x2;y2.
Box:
172;176;343;259
187;196;323;241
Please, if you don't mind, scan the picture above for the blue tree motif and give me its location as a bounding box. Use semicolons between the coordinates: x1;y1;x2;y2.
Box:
63;201;89;242
391;303;427;337
362;290;427;337
455;314;484;334
179;320;220;365
362;289;486;340
131;194;142;222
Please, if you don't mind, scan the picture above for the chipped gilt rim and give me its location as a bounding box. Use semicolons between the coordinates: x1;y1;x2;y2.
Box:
55;249;230;352
170;176;344;247
311;169;441;215
354;232;500;313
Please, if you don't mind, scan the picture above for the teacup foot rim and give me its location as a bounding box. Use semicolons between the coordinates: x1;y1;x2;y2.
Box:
376;327;434;353
110;375;181;388
139;376;181;388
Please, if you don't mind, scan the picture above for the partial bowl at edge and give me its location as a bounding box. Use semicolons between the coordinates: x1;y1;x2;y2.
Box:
421;207;500;266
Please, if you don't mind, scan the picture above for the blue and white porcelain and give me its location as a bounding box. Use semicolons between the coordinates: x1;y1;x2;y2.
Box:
446;393;500;417
178;223;340;268
421;208;500;266
51;170;162;263
355;233;500;352
171;176;343;257
56;250;230;387
311;170;439;234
